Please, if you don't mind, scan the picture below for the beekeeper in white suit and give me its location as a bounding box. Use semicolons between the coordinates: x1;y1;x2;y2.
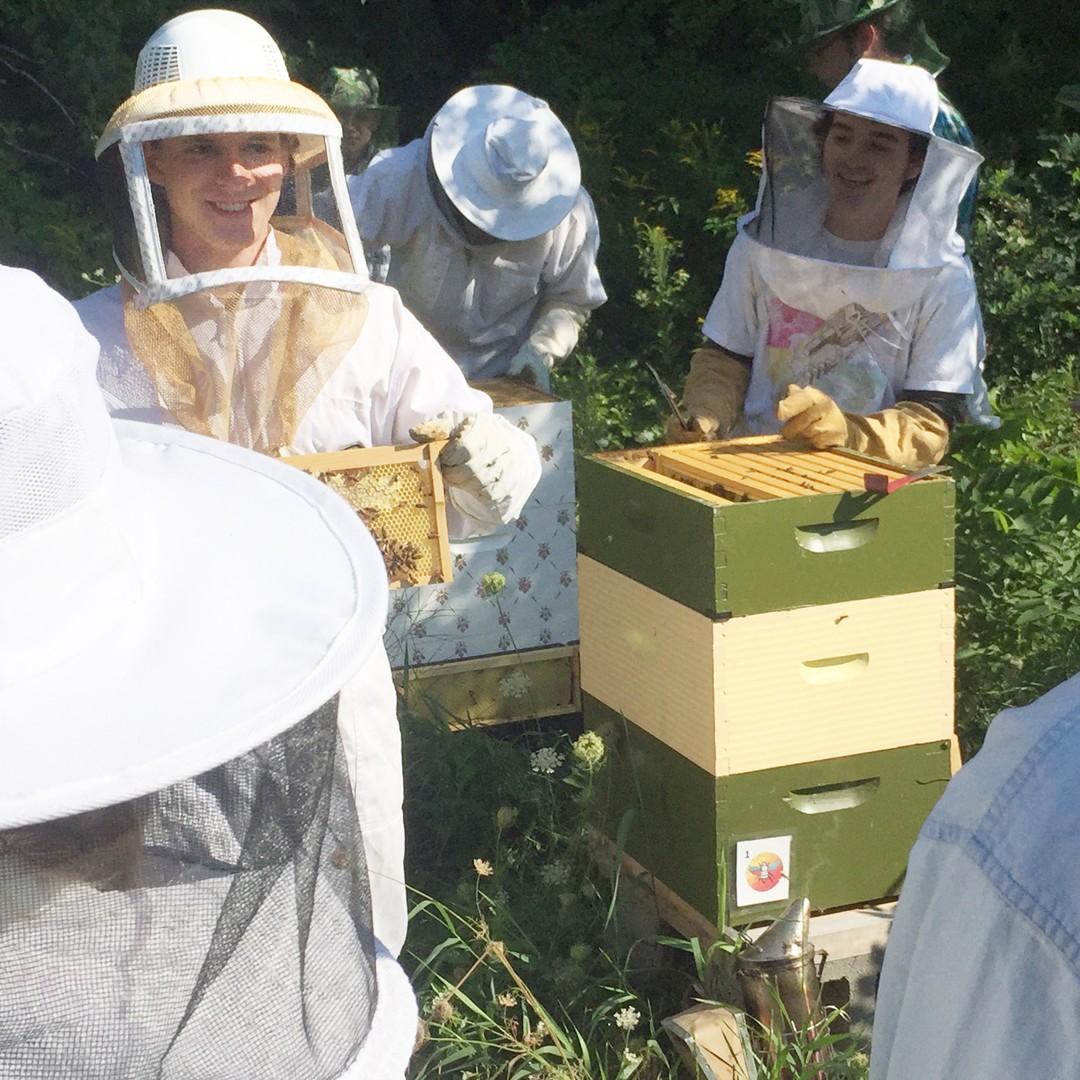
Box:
76;9;542;961
348;84;608;389
669;59;992;466
0;265;416;1077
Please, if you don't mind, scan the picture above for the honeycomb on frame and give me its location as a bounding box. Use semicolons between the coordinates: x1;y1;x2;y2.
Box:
283;441;453;587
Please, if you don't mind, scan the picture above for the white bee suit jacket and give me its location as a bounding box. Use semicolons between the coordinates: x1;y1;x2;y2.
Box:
77;276;542;960
348;136;607;379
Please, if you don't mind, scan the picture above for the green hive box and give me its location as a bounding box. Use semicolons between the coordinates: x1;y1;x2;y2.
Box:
586;694;952;926
576;447;954;619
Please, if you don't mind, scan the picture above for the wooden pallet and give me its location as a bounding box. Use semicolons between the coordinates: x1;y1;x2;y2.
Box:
284;442;453;588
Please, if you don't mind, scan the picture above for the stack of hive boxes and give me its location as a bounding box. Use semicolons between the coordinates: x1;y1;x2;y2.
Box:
385;378;580;726
578;438;956;927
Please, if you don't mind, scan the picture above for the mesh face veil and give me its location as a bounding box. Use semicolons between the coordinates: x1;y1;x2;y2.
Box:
0;702;379;1078
95;13;371;452
742;62;981;320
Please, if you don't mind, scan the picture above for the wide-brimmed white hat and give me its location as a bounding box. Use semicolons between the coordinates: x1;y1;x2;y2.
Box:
430;84;581;242
824;57;939;136
0;267;387;828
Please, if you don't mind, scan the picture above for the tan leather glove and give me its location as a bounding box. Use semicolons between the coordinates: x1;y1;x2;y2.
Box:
665;343;751;443
776;384;950;469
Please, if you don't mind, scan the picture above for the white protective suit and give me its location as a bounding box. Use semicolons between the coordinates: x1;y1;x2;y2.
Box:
0;255;418;1077
703;59;992;436
348;135;608;379
78;259;541;959
871;674;1080;1078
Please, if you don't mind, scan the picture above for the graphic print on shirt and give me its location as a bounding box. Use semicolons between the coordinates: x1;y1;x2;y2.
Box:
764;297;905;415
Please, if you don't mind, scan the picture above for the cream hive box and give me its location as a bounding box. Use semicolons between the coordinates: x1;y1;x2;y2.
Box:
384;379;579;725
579;556;954;775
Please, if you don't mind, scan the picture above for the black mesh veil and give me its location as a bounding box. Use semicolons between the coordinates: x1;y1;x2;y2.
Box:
749;96;914;261
0;699;377;1079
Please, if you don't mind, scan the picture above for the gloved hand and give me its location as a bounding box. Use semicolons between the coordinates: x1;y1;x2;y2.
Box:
425;411;523;526
667;343;751;444
776;384;951;468
507;343;553;393
776;385;848;448
665;414;722;444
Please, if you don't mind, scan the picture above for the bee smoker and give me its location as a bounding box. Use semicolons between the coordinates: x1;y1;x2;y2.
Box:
736;897;831;1075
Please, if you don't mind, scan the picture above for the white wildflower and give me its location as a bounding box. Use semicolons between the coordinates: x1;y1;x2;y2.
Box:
613;1005;641;1031
529;747;564;775
539;860;570;886
571;730;605;770
498;669;532;700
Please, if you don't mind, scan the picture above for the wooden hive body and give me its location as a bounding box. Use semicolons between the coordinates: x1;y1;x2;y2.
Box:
587;695;953;926
577;438;954;618
579;556;954;775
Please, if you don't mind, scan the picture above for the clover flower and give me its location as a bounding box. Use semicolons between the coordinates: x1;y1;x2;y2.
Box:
479;571;506;597
571;731;605;771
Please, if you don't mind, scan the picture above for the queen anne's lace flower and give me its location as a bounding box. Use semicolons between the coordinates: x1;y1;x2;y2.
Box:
613;1005;641;1031
539;860;570;886
529;747;564;775
498;670;532;700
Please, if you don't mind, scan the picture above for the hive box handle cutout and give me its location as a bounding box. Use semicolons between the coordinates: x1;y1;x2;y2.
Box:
795;518;879;553
784;777;881;814
800;652;869;683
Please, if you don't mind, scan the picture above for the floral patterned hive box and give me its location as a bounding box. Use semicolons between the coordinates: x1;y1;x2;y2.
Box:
384;378;577;668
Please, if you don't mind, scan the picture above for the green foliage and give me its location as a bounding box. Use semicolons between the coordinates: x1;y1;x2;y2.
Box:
402;716;688;1077
971;133;1080;383
951;370;1080;753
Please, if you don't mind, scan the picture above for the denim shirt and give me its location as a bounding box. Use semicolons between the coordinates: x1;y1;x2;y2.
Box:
871;674;1080;1078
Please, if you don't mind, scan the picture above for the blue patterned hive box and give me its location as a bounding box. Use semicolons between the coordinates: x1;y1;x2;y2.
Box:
386;378;579;726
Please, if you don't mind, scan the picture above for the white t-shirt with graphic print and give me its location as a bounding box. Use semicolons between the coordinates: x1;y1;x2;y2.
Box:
701;231;983;435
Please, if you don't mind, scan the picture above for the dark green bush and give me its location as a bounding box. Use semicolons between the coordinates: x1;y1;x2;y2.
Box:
971;133;1080;384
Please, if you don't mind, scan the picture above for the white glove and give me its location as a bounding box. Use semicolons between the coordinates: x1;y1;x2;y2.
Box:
423;411;532;526
506;343;553;393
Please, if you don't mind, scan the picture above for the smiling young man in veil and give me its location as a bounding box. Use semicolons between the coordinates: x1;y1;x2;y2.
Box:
669;59;991;467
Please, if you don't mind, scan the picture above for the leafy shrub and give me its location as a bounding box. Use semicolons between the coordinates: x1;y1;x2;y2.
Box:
951;369;1080;753
971;133;1080;383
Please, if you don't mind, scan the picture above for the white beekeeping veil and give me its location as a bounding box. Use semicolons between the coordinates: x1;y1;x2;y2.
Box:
745;59;981;316
732;59;983;417
0;267;413;1078
95;10;370;452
